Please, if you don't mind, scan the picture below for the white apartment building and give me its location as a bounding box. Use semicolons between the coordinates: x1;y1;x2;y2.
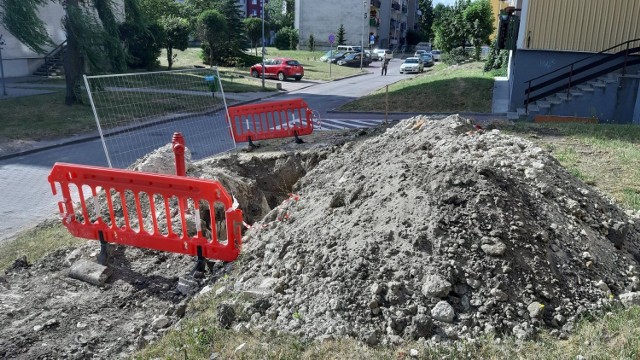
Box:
294;0;417;50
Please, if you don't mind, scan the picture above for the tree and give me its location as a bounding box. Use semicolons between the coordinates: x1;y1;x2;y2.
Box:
464;0;494;60
161;16;190;69
337;24;346;45
265;0;294;31
1;0;128;105
197;10;227;66
432;1;468;52
405;29;422;47
274;27;298;50
417;0;434;42
139;0;184;22
244;17;269;56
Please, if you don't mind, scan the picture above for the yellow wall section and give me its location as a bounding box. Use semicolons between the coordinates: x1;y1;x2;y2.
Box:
489;0;508;40
524;0;640;51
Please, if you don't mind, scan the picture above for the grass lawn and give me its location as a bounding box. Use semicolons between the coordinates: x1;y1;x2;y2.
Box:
0;72;272;141
340;62;494;113
160;47;365;81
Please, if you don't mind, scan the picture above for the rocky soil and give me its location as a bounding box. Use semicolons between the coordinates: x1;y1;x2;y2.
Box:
1;115;640;358
230;115;640;346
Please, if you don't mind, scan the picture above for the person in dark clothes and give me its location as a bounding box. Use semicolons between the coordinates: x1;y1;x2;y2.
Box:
381;58;390;75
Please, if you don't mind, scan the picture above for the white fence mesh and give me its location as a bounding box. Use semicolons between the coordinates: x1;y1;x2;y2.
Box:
83;68;236;169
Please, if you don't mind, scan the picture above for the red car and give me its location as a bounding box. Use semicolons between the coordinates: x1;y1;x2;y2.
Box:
250;58;304;81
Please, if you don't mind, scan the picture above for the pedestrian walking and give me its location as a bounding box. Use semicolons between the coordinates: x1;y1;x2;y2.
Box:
381;58;390;76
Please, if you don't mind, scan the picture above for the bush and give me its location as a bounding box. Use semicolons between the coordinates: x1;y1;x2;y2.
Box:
274;27;299;50
442;47;468;65
119;21;163;70
484;39;509;75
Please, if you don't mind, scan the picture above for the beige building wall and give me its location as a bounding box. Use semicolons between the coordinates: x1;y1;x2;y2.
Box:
524;0;640;52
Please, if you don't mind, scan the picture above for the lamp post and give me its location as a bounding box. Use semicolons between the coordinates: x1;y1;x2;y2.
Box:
261;0;265;89
360;0;367;70
0;35;7;97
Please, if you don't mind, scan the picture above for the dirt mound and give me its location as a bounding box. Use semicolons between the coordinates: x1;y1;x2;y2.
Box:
231;115;640;345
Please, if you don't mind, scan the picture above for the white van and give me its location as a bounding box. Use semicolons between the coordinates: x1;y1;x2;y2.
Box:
337;45;362;53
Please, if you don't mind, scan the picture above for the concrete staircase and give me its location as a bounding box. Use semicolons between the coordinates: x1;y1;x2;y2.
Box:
507;71;634;121
33;45;66;77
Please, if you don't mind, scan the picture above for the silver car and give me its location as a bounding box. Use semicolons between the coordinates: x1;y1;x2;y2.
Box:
399;57;424;74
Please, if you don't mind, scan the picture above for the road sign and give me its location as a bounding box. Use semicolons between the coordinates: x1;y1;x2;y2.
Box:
328;34;335;44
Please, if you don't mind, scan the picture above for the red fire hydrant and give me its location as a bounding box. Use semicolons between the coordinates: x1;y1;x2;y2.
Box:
172;132;186;177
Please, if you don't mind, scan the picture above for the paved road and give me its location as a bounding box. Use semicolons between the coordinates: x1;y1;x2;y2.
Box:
0;59;416;241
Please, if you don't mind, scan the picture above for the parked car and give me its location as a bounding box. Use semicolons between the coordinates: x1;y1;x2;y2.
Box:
250;58;304;81
320;50;337;62
399;57;424;74
364;49;378;60
328;51;354;64
419;53;434;67
414;49;428;57
373;48;393;61
431;50;442;61
337;52;372;67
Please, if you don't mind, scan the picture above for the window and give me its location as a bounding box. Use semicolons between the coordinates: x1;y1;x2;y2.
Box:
252;0;257;4
252;9;257;16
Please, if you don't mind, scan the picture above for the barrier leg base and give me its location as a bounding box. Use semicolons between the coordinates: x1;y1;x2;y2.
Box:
191;246;211;276
248;137;260;150
294;132;305;144
97;231;109;266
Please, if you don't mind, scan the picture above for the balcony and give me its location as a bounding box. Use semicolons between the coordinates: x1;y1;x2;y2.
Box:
369;18;379;27
402;5;407;13
391;2;400;11
370;0;381;8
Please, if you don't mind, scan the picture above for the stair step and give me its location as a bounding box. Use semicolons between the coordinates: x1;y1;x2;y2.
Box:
527;104;539;112
517;107;527;115
546;96;563;105
557;93;570;100
537;101;551;108
577;84;594;92
507;112;520;120
569;89;583;96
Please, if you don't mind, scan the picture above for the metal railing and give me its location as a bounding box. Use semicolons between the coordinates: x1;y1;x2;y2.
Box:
524;38;640;111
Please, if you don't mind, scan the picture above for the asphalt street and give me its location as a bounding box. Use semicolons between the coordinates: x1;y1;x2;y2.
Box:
0;58;418;242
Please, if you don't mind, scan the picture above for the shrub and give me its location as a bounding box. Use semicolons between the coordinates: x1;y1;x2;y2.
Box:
442;47;468;65
274;27;299;50
119;21;164;70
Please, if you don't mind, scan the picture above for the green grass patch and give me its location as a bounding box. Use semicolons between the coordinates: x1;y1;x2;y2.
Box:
159;47;364;81
503;122;640;210
0;221;83;272
0;91;96;140
339;62;494;113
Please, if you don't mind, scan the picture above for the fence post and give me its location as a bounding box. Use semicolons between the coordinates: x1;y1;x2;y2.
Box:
385;85;389;124
172;132;186;177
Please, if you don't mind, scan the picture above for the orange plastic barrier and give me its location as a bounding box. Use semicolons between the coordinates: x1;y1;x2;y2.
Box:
48;162;243;262
226;98;314;143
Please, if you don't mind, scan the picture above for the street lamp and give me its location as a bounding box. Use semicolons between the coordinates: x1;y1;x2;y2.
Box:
360;0;367;70
0;34;7;96
261;0;265;89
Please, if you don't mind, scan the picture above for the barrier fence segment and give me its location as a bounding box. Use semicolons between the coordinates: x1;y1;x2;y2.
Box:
48;162;244;262
226;98;314;144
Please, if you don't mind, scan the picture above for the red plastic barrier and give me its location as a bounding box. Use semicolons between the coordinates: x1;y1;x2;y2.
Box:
48;162;243;262
226;98;314;143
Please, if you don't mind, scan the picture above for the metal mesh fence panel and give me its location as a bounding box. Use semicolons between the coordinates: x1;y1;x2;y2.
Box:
83;68;236;169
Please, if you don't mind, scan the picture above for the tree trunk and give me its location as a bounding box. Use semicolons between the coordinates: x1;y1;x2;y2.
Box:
167;46;173;70
63;0;83;106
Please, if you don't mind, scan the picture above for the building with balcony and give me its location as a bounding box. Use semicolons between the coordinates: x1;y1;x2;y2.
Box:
294;0;417;50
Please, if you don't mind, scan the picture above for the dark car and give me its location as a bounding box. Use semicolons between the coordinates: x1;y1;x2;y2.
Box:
328;51;354;64
336;52;372;67
250;58;304;81
420;53;434;67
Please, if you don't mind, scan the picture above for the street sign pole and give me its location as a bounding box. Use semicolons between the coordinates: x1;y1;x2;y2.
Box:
261;0;265;90
328;34;335;79
360;1;366;70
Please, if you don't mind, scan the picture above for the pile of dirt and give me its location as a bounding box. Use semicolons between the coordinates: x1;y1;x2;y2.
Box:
2;116;640;357
229;115;640;345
